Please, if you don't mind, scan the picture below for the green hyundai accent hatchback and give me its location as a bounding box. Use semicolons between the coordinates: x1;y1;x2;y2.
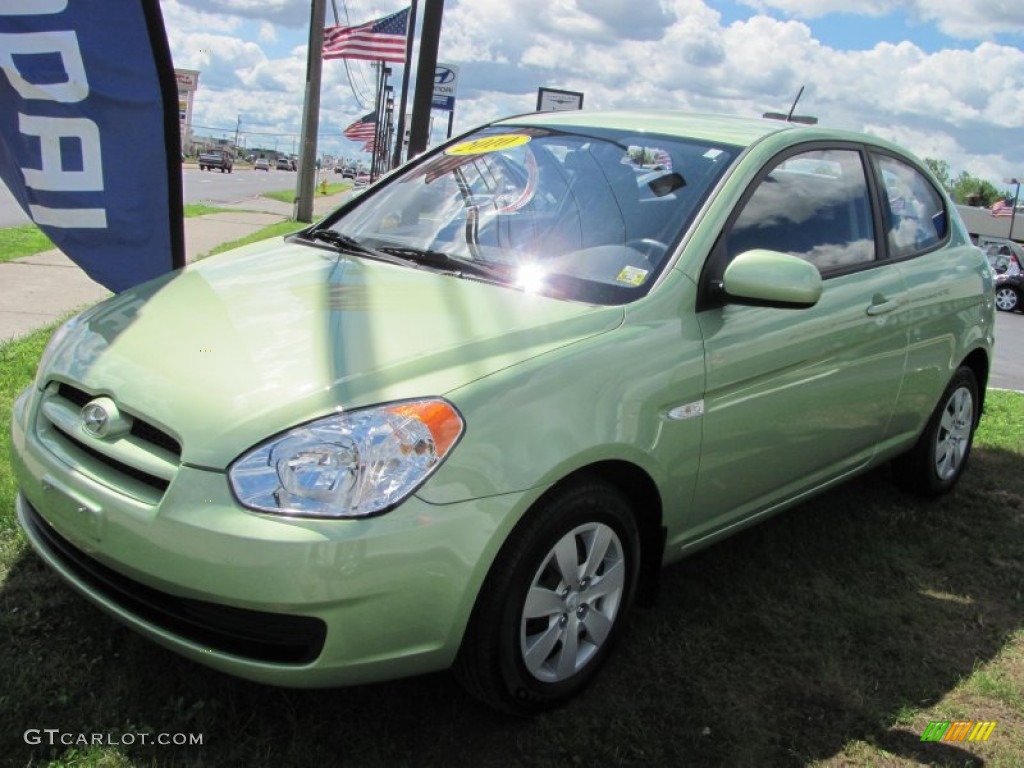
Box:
11;111;995;713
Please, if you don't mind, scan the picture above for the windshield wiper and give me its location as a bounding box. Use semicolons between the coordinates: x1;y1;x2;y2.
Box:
304;230;510;282
304;229;416;268
376;245;510;282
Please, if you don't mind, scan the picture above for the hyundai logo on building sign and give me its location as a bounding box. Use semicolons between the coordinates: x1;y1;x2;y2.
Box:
432;63;459;112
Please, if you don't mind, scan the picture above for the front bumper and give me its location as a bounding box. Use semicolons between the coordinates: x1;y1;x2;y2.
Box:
11;386;534;687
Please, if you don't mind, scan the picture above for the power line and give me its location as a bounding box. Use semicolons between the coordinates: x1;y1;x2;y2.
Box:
336;0;372;110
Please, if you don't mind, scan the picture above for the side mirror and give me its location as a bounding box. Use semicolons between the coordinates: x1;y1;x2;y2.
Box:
722;249;823;309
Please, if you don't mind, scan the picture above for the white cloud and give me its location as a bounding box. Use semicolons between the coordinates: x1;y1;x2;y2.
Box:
163;0;1024;177
258;22;277;43
739;0;1024;39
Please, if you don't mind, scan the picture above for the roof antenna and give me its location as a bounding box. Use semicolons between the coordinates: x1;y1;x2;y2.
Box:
763;86;818;125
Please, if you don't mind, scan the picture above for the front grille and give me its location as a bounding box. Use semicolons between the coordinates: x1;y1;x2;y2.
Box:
37;382;182;503
22;499;327;665
57;383;182;456
51;424;170;493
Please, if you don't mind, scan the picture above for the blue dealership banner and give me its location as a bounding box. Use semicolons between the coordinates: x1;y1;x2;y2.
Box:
0;0;184;292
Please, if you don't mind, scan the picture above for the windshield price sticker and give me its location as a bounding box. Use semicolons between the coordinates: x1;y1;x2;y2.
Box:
616;266;649;286
446;134;531;156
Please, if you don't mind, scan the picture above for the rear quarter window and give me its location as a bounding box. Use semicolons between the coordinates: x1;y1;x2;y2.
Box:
873;154;948;258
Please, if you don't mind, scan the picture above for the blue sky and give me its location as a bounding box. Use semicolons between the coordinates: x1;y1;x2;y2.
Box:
163;0;1024;186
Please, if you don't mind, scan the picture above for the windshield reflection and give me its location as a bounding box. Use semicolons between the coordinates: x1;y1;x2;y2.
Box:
321;125;737;304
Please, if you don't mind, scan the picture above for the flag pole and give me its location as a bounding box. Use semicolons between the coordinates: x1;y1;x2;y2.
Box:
407;0;443;158
392;0;418;169
294;0;327;223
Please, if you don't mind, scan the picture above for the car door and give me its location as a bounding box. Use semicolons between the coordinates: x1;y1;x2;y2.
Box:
869;151;982;444
687;145;910;542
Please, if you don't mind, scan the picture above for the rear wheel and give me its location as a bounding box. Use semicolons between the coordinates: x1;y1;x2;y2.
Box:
896;366;979;495
455;479;639;714
995;285;1019;312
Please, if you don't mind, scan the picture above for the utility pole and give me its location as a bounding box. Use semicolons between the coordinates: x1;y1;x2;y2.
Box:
234;115;241;152
294;0;327;223
392;0;419;169
407;0;443;158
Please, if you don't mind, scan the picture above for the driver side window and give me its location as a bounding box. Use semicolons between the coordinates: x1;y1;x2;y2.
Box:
726;148;876;272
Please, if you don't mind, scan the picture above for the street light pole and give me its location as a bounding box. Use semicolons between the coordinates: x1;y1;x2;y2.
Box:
1004;177;1021;242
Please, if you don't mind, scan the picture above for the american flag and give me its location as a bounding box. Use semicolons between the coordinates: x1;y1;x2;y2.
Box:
343;113;377;140
991;199;1014;217
323;7;409;63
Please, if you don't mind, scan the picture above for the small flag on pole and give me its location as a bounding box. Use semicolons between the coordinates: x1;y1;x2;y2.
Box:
991;199;1016;217
344;113;378;140
323;7;410;63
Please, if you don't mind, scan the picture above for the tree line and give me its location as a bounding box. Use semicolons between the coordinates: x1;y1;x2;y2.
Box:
924;158;1010;208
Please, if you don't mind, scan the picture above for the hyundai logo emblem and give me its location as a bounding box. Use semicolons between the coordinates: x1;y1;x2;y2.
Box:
80;397;132;439
81;402;109;437
435;67;455;85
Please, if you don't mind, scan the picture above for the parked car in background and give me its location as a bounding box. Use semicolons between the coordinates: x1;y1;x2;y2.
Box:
985;241;1023;312
985;241;1023;275
11;111;994;716
994;272;1023;312
276;157;292;171
253;158;269;172
197;149;233;173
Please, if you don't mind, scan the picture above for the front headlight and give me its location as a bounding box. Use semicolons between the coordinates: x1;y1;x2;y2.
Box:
228;399;464;519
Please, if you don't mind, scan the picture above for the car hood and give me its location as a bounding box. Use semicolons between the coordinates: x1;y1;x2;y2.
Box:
42;239;622;467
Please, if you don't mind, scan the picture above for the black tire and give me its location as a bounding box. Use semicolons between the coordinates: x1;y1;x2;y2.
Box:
454;479;639;715
895;366;979;496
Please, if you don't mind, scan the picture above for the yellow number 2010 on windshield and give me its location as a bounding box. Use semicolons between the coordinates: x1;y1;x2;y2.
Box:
445;134;531;156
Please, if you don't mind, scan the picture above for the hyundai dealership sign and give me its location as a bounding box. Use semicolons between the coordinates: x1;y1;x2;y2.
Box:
432;63;459;112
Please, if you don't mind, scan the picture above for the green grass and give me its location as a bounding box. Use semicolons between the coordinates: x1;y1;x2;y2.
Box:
261;182;351;204
182;203;247;218
0;325;51;539
204;220;307;258
1;334;1022;766
0;207;245;265
0;224;54;264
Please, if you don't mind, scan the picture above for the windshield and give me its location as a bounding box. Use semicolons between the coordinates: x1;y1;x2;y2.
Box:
316;124;737;304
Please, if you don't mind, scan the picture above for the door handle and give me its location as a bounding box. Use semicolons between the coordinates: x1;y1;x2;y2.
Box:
866;298;901;316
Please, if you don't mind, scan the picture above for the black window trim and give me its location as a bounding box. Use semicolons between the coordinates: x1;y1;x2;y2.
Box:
866;147;953;264
698;140;905;313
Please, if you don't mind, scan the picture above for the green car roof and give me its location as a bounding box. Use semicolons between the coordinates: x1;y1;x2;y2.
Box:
497;109;792;147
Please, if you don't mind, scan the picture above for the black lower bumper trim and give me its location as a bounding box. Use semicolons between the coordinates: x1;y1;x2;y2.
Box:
20;497;326;665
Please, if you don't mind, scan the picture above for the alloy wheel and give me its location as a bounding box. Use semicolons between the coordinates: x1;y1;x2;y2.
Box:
519;522;626;683
933;385;974;481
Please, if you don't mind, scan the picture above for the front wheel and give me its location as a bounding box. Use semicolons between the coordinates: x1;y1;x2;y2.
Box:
895;366;979;495
995;285;1019;312
455;479;639;714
